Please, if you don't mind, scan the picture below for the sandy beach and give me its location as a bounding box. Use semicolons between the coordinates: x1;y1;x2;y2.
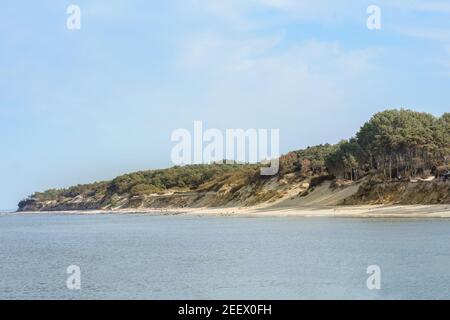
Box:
15;204;450;218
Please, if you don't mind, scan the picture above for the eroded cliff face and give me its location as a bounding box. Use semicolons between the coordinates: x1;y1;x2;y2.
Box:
17;173;450;212
18;196;104;212
342;179;450;205
17;173;311;211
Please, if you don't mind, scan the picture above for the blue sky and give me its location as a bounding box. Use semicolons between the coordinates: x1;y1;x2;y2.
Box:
1;0;450;209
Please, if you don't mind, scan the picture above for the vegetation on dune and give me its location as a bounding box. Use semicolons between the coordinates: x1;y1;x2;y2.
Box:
18;109;450;211
325;109;450;181
279;144;338;176
19;164;259;207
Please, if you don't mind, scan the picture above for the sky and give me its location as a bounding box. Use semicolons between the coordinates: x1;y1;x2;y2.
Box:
1;0;450;209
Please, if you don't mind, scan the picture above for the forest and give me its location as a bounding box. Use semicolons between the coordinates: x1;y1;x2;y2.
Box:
324;109;450;181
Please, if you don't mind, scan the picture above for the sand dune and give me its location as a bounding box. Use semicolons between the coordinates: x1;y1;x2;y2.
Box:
16;179;450;218
268;181;360;208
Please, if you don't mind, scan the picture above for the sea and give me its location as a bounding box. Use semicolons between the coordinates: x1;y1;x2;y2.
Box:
1;212;450;299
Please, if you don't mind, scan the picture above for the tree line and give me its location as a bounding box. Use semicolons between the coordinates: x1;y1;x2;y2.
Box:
324;109;450;180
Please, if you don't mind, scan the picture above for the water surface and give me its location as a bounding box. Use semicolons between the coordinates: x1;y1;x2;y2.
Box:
1;213;450;299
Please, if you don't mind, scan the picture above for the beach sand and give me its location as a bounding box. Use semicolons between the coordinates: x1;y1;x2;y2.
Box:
15;204;450;218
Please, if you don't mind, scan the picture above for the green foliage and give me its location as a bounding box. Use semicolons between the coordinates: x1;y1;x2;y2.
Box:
296;144;339;168
107;164;252;195
26;164;257;205
129;184;162;196
325;139;364;180
279;144;338;175
328;109;450;179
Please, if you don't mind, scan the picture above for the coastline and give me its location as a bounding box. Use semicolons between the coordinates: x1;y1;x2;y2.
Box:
14;204;450;218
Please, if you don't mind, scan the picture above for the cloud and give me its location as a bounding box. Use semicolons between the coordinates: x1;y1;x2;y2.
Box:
388;0;450;14
396;27;450;71
180;31;285;70
398;28;450;42
83;0;138;19
173;0;387;142
182;0;359;26
386;1;450;71
176;28;384;141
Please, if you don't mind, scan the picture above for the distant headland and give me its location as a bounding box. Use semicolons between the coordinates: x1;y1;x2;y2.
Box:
18;109;450;214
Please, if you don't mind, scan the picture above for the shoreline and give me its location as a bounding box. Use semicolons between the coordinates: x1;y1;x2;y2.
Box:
12;204;450;218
